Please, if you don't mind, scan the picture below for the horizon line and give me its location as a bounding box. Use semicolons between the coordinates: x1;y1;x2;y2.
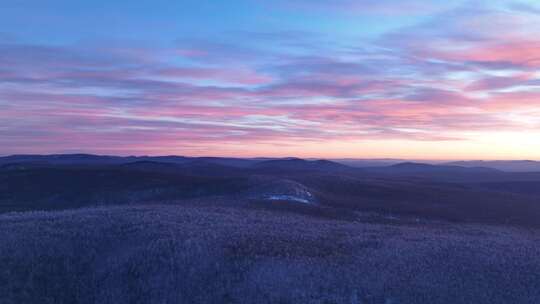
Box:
1;153;539;163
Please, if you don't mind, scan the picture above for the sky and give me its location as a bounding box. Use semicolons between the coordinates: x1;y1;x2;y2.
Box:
1;0;540;159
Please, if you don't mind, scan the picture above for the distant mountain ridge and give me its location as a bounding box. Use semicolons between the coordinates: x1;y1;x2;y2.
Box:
2;154;540;172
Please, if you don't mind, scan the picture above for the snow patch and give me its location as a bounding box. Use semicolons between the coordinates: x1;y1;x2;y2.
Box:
247;178;317;204
267;195;312;204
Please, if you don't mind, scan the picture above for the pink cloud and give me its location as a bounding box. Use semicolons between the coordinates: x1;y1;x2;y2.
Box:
444;40;540;69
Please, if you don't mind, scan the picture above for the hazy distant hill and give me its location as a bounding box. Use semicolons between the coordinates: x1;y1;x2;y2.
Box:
253;158;352;172
332;158;412;167
0;154;132;165
444;160;540;172
374;162;499;173
0;154;261;168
